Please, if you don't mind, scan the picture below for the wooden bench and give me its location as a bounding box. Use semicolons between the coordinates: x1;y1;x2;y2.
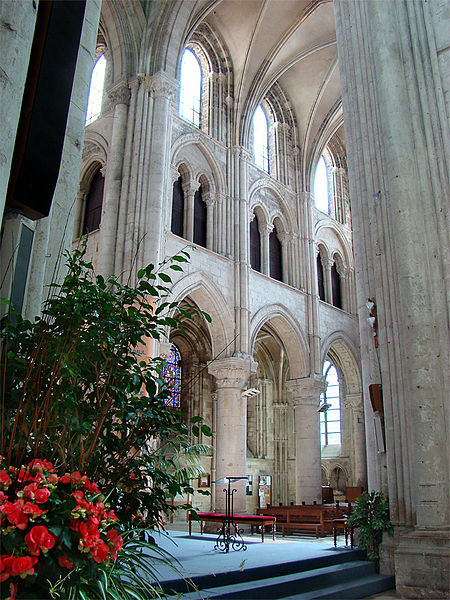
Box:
188;512;276;542
279;506;325;537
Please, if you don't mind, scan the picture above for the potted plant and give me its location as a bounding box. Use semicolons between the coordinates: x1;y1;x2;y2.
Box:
346;490;394;571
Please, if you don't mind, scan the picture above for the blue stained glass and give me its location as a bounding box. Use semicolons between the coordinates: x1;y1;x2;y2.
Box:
162;344;182;407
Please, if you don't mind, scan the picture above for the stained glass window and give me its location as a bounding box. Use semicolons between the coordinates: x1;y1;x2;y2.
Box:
162;344;182;407
320;360;341;446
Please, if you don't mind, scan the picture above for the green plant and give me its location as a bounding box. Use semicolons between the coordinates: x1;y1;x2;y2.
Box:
347;490;394;564
0;241;211;528
0;242;212;598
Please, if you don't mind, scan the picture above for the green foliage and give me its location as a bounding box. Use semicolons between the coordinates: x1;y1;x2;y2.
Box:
347;491;394;561
0;241;212;529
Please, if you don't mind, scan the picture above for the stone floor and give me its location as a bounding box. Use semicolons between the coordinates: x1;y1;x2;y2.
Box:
152;521;398;598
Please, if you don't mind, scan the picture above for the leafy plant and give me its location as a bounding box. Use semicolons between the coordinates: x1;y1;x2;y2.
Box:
0;241;211;528
346;490;394;565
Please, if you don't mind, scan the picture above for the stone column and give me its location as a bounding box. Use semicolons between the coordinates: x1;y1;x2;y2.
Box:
278;231;291;285
335;1;449;594
208;357;255;513
261;224;272;276
287;376;326;504
98;81;130;276
343;393;367;488
144;72;178;267
203;191;215;251
323;258;333;305
73;184;89;240
182;181;199;242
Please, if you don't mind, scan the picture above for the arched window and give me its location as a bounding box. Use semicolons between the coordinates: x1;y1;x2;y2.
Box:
314;155;329;214
84;167;104;233
171;176;184;237
269;226;282;282
320;360;341;446
179;48;201;127
252;105;269;173
317;254;325;301
193;185;207;247
161;344;182;408
331;262;342;309
86;54;106;125
250;215;261;272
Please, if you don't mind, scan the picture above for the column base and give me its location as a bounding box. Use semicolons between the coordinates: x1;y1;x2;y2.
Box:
390;528;449;598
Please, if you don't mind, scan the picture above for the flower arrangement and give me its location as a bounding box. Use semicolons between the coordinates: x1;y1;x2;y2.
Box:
1;458;123;599
0;243;212;598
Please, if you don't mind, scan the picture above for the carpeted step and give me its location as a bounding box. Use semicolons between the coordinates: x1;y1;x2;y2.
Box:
165;560;379;599
160;549;365;595
282;574;396;599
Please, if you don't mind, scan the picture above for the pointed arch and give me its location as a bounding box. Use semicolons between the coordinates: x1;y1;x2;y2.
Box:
250;305;309;379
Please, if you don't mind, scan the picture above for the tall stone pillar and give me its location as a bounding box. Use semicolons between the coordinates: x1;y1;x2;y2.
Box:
208;357;254;513
287;376;326;504
98;81;130;276
343;393;367;488
203;191;215;251
335;1;449;594
323;258;333;305
144;72;178;267
182;181;199;242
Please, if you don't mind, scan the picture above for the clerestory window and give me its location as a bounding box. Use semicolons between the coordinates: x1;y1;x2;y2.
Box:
314;155;329;214
320;360;341;446
85;54;106;125
252;105;269;173
179;48;201;127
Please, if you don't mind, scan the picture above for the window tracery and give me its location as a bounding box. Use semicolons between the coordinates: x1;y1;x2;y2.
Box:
179;49;201;127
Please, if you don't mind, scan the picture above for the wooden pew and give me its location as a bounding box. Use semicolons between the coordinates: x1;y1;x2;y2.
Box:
279;506;325;538
188;512;276;542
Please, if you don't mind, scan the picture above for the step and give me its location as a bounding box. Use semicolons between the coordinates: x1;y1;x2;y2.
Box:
282;574;396;599
166;560;377;599
161;549;366;595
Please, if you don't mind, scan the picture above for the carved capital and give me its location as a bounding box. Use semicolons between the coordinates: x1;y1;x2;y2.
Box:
203;192;216;206
208;357;257;390
343;393;363;412
287;375;327;406
149;72;178;102
108;81;131;107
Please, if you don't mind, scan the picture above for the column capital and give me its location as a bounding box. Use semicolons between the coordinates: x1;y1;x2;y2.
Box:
182;180;201;196
170;166;180;184
107;80;131;107
149;71;178;102
342;393;363;412
202;191;217;206
286;375;327;406
208;357;257;389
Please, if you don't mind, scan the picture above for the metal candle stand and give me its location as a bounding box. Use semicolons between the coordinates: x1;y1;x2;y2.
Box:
213;476;248;553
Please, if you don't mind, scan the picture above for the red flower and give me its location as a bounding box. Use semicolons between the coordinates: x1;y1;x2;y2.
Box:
72;490;83;501
25;525;56;555
0;491;6;504
57;555;74;569
106;529;123;559
91;540;109;563
28;459;54;472
0;555;14;581
0;469;11;489
1;501;28;530
21;501;45;519
10;555;38;577
22;482;50;504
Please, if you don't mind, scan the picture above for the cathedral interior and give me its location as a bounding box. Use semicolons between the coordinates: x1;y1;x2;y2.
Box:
0;0;448;597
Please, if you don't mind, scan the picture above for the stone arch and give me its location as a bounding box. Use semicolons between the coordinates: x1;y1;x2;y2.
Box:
315;222;353;267
320;334;361;397
99;0;144;83
250;305;309;379
171;133;226;194
329;464;349;493
249;180;296;233
169;271;235;360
